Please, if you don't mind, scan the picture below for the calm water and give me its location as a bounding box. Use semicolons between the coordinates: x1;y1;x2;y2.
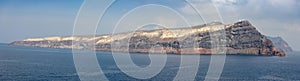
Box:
0;43;299;81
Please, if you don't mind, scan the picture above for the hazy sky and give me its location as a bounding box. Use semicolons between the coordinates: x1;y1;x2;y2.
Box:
0;0;300;51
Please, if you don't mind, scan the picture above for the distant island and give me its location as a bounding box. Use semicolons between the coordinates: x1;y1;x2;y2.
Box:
10;20;289;56
267;36;293;53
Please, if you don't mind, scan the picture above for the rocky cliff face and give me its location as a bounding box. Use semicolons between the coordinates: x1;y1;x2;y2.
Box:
10;20;286;56
267;36;293;52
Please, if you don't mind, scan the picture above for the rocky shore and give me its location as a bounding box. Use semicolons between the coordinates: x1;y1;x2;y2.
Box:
10;20;286;56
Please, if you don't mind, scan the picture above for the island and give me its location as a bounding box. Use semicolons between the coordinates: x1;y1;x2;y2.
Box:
10;20;286;56
267;36;293;52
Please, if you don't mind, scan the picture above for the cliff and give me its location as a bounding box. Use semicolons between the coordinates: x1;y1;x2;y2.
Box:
10;20;286;56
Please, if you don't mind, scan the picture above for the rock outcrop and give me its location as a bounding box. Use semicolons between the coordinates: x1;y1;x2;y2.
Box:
10;20;286;56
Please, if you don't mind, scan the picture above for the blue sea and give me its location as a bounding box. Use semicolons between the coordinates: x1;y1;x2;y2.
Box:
0;43;299;81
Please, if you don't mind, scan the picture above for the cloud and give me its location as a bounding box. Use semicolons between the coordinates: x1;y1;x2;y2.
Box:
178;0;300;50
179;0;300;22
216;0;299;19
212;0;238;5
178;0;223;23
111;4;192;34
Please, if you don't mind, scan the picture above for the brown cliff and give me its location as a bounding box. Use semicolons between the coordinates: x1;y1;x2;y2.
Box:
9;20;286;56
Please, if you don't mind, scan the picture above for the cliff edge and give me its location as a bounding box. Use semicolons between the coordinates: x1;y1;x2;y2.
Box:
10;20;286;56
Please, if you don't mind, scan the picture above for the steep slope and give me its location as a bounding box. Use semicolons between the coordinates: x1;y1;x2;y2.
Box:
10;20;286;56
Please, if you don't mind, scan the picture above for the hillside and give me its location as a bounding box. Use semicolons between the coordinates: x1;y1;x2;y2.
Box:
10;20;286;56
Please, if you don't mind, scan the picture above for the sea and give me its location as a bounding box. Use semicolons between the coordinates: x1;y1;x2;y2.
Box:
0;43;299;81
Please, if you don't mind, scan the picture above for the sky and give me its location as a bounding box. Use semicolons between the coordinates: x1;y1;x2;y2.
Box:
0;0;300;51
